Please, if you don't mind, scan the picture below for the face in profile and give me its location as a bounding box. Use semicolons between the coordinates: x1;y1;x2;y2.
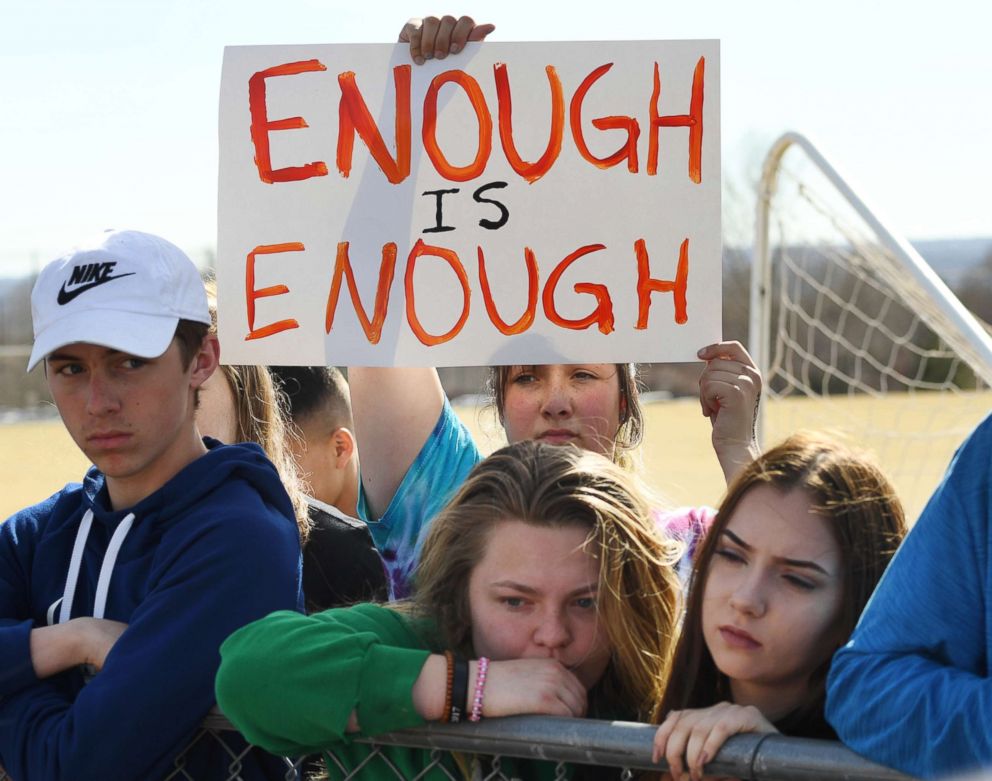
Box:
701;485;844;713
467;519;611;691
500;364;622;457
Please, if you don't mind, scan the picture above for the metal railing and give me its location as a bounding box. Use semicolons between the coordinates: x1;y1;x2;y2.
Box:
0;713;913;781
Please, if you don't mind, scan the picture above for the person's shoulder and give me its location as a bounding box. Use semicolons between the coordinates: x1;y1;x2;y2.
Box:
961;412;992;456
307;497;369;534
160;441;295;531
654;505;715;538
3;482;86;533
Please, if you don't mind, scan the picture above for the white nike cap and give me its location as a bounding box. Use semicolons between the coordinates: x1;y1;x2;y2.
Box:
28;229;211;371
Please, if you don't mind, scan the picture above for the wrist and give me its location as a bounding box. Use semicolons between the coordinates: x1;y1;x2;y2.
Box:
30;622;84;678
412;653;449;721
468;656;490;721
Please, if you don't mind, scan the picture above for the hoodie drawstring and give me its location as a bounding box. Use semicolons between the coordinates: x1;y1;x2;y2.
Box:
59;510;136;623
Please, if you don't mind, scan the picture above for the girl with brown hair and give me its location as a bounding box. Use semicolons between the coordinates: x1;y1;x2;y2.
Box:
652;431;907;780
216;439;682;780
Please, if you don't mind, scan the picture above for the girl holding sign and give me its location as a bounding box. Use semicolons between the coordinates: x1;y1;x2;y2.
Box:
651;432;906;779
217;439;682;780
351;348;759;598
342;17;762;598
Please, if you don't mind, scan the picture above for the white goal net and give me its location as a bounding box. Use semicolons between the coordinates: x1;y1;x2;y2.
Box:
751;133;992;521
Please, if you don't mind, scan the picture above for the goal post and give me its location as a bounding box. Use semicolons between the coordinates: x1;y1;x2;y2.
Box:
750;132;992;520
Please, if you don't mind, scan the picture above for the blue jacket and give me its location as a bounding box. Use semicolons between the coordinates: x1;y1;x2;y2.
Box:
826;412;992;778
0;439;303;780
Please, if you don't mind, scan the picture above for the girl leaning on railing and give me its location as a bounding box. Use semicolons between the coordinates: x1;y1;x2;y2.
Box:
216;439;683;780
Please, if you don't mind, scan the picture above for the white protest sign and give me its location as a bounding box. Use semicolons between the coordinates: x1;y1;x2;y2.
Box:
217;40;721;366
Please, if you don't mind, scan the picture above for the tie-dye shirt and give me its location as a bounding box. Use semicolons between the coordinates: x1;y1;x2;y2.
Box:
357;399;481;599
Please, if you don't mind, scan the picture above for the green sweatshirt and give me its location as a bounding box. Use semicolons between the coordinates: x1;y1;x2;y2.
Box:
215;603;568;781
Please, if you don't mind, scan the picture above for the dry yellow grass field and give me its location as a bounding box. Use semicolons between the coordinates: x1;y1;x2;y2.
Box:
3;392;988;522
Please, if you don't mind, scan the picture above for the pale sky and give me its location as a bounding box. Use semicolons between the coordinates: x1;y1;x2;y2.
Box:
2;0;989;277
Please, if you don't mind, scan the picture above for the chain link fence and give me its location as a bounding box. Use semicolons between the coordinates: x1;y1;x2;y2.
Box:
0;713;914;781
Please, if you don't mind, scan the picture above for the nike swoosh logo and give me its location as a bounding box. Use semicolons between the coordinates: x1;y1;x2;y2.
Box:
57;273;136;305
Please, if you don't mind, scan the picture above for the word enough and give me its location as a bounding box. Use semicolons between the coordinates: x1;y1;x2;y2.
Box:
248;57;706;186
244;238;690;347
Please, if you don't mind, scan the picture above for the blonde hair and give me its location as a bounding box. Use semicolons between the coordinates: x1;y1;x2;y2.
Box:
412;439;681;722
203;278;310;544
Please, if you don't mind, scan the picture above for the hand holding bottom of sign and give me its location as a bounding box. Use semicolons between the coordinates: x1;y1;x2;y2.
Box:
399;15;495;64
697;341;762;485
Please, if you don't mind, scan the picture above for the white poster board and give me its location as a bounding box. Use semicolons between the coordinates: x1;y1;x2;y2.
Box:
217;40;720;366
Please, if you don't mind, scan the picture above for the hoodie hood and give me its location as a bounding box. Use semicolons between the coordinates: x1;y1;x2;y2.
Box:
79;437;295;528
45;438;298;627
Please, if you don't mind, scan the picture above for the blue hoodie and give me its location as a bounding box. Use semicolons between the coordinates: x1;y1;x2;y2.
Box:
826;412;992;778
0;439;303;781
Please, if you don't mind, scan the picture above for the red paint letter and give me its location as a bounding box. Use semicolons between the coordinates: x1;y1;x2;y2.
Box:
337;66;412;184
405;240;471;346
569;64;640;172
543;244;615;334
245;243;303;340
423;71;492;182
478;246;539;335
647;58;705;183
635;238;689;327
248;60;329;184
325;242;397;344
494;64;564;184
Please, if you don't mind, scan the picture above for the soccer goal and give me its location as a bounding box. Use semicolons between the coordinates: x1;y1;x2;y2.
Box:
750;132;992;521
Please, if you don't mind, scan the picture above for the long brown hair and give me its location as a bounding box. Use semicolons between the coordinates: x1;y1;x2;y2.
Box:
412;439;681;722
487;363;644;471
203;279;311;544
659;431;906;723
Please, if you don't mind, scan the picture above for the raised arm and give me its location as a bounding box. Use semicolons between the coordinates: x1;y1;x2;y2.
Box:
696;341;762;485
348;367;446;519
826;414;992;778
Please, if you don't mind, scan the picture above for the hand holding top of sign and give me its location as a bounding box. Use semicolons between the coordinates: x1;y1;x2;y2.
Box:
399;15;495;64
697;341;762;484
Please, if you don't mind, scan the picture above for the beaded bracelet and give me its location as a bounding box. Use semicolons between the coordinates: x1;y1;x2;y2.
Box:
441;651;455;723
469;656;490;722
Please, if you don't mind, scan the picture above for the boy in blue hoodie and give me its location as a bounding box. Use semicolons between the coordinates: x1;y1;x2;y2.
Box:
0;229;303;780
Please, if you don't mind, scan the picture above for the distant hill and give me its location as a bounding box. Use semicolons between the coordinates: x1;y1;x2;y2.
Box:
911;237;991;286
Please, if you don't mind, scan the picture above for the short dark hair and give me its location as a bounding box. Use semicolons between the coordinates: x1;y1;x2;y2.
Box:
269;366;353;430
174;320;209;368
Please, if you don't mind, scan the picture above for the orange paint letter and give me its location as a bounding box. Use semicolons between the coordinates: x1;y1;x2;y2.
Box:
405;240;471;346
635;238;689;328
478;246;539;335
494;64;564;184
569;64;640;172
337;66;412;184
325;242;397;344
248;60;329;184
647;58;705;182
423;71;493;182
245;243;303;340
543;244;615;334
